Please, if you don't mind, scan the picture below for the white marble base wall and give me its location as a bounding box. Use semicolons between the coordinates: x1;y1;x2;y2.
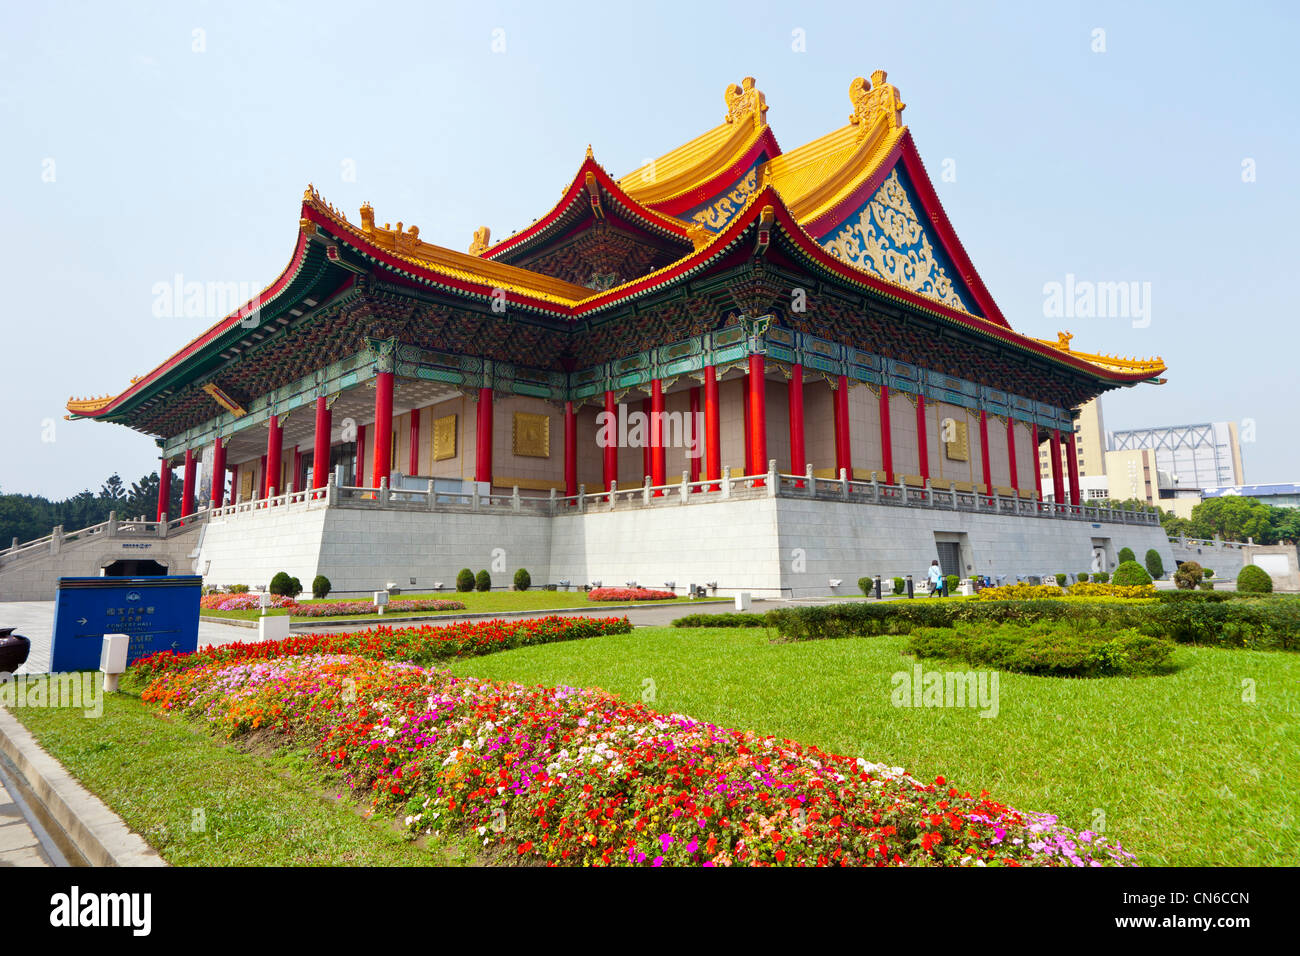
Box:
193;497;1176;598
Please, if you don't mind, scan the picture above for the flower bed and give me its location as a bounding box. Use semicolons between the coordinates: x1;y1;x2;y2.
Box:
199;593;467;617
973;583;1063;601
138;653;1137;867
587;587;677;602
126;615;633;686
1066;582;1156;600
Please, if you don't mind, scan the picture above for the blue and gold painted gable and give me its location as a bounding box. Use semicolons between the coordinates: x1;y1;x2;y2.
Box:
816;164;979;316
679;154;770;233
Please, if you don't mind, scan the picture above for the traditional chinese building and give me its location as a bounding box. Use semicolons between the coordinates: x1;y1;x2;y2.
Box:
59;73;1172;596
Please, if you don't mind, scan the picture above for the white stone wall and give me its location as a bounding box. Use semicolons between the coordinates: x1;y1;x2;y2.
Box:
192;495;1174;600
0;532;201;602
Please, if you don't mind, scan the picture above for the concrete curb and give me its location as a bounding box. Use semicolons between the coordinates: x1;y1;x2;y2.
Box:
201;598;733;631
0;706;166;867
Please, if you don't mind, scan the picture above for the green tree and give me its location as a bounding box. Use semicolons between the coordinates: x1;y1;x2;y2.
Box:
1187;497;1274;544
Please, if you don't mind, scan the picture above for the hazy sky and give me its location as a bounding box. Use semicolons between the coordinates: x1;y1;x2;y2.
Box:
2;0;1296;499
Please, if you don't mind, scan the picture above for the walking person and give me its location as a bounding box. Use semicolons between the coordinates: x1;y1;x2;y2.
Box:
927;559;944;598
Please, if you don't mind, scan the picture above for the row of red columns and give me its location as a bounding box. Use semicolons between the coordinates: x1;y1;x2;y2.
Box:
156;368;1086;517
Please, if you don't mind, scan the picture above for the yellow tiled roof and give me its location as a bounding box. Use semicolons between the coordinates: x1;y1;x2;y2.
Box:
619;121;770;206
1033;333;1167;378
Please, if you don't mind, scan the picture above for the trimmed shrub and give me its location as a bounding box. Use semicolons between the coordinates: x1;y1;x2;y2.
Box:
1145;549;1165;580
1112;561;1152;587
1094;571;1110;583
1173;561;1203;591
944;574;959;595
1077;572;1089;583
1118;547;1136;565
513;568;531;591
892;576;905;595
456;569;475;593
311;575;331;600
1237;564;1273;594
907;622;1175;677
1203;568;1215;579
475;570;491;592
672;613;769;628
269;572;302;599
228;584;250;594
858;577;874;596
1055;573;1068;587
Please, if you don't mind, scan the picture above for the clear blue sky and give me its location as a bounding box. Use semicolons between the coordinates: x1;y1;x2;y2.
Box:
1;0;1296;499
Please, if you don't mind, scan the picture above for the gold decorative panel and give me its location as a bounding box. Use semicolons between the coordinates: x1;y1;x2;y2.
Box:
943;418;969;462
822;169;969;312
512;412;550;458
433;414;457;461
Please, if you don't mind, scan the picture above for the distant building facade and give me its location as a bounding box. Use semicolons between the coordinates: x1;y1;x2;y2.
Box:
1202;483;1300;509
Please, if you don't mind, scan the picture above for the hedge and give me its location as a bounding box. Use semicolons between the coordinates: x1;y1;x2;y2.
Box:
908;622;1176;677
764;597;1300;651
671;613;771;628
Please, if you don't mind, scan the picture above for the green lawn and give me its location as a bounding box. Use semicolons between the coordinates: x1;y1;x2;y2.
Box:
8;694;470;866
448;626;1300;867
204;589;696;622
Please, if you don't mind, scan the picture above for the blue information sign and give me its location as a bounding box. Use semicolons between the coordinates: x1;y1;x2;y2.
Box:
50;576;203;672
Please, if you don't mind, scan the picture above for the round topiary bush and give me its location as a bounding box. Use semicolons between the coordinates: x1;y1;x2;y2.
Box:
456;568;475;592
1112;560;1152;587
514;568;531;591
945;574;959;595
312;575;331;599
1173;561;1203;590
858;576;874;596
1237;564;1273;593
1145;548;1165;580
1093;571;1109;583
1203;568;1214;579
1077;572;1089;583
475;569;491;592
1118;547;1136;565
1055;573;1068;587
892;576;905;595
269;571;302;598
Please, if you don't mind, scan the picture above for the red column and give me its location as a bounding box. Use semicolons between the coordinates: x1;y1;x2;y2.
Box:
564;400;577;498
788;364;806;481
651;379;666;494
742;374;752;474
833;375;852;479
641;397;652;481
265;414;282;499
372;371;394;489
355;424;367;488
156;458;172;521
704;366;721;489
313;396;331;490
978;409;992;494
879;384;894;484
602;390;618;497
916;394;929;484
1066;428;1081;507
181;449;196;517
1049;428;1065;506
409;408;421;476
1007;417;1020;492
688;386;701;484
474;387;493;486
211;438;226;507
748;354;767;485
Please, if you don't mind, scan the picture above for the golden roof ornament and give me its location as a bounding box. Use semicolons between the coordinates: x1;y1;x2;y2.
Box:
849;70;906;137
724;77;768;130
360;202;375;233
468;226;491;255
1054;331;1073;351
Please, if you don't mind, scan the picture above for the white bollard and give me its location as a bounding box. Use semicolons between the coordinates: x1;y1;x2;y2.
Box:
258;615;290;642
734;592;752;611
100;633;129;693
